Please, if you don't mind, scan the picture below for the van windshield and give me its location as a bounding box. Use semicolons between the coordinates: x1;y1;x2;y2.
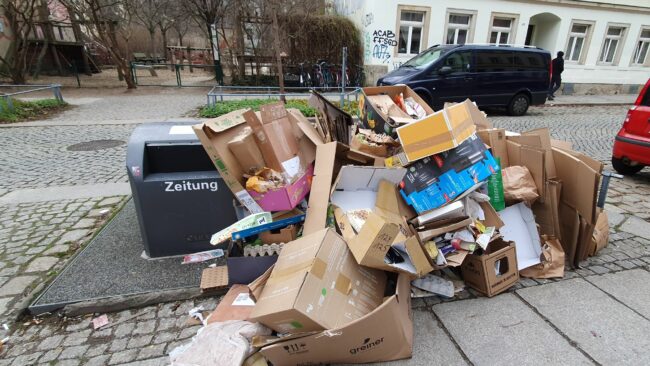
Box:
401;47;448;69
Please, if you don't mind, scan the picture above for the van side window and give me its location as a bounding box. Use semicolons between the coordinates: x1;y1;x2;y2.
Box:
440;51;472;73
476;50;513;72
513;53;546;71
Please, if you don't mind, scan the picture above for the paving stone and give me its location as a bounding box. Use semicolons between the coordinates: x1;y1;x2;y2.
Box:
10;352;42;366
0;275;38;296
53;359;81;366
72;218;95;229
127;334;154;349
178;325;200;339
114;322;136;338
36;334;65;350
57;229;89;244
24;256;59;273
43;244;70;255
588;265;609;274
434;293;591;365
153;331;177;344
84;343;109;357
156;318;176;331
62;330;92;346
60;344;89;359
133;319;156;335
38;348;62;363
518;278;650;365
109;349;138;365
137;343;167;360
85;355;111;366
619;216;650;238
98;197;122;207
586;269;650;319
109;337;128;352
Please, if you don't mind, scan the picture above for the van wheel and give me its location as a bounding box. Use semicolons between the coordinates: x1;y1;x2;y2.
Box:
416;91;433;109
612;157;643;175
508;93;530;116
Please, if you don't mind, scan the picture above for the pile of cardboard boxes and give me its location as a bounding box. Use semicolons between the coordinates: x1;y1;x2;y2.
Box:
191;86;608;365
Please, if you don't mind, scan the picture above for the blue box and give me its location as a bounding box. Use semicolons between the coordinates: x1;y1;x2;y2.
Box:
400;150;499;214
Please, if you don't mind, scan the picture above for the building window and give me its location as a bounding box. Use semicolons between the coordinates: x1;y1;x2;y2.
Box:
566;23;590;62
599;26;626;64
398;10;425;55
446;13;472;44
489;17;514;45
633;28;650;65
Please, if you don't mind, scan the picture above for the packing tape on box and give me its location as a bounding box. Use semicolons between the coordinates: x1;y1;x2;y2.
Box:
335;273;352;294
266;257;326;285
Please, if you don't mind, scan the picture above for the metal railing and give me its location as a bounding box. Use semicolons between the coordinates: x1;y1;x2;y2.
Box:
206;85;361;108
0;84;64;112
130;62;222;87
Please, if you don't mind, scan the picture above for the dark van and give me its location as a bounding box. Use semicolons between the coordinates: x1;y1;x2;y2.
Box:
377;44;551;115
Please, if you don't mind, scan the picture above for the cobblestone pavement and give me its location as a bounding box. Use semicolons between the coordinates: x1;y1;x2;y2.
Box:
2;103;650;365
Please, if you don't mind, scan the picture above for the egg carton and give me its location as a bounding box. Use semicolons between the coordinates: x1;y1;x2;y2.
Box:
243;243;284;257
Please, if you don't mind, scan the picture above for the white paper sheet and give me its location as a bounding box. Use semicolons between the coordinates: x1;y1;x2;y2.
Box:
499;202;542;270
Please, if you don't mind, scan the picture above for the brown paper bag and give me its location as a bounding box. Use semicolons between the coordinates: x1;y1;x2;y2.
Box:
520;235;565;279
589;211;609;256
502;165;539;205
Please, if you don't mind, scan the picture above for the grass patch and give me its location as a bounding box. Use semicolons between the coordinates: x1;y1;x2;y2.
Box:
0;98;68;123
199;98;359;118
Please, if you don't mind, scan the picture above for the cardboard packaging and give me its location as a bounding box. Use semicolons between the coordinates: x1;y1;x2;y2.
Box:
247;164;314;212
259;224;298;244
250;228;386;334
194;108;319;213
461;239;519;297
308;91;354;144
477;128;509;167
400;135;500;213
207;285;255;323
226;244;278;286
257;273;413;365
331;169;433;277
360;85;434;135
520;236;565;279
244;103;301;178
227;126;266;173
590;211;609;256
396;99;478;162
499;202;543;271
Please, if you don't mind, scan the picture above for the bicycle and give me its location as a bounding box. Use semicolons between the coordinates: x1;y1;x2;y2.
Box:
298;62;312;88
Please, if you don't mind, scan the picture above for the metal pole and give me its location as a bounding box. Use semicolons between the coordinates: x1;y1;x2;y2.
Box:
340;47;347;108
175;64;181;87
5;96;14;112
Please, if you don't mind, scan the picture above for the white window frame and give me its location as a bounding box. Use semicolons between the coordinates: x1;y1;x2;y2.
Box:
397;8;426;56
444;9;476;45
564;20;595;65
598;23;628;65
487;12;519;46
631;26;650;66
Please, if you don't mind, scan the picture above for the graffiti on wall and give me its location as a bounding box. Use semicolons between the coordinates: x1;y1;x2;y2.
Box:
362;12;374;27
371;29;397;64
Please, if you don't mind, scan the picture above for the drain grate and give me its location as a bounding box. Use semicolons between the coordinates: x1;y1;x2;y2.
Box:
67;139;125;151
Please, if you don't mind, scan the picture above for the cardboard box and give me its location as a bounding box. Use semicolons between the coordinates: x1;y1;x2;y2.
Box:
258;273;413;365
360;85;434;135
400;135;500;213
250;228;386;334
244;103;301;178
461;239;519;297
303;142;382;236
330;167;433;277
499;202;543;270
259;224;298;244
396;99;478;162
194;108;320;214
350;134;389;157
227;126;266;173
308;91;354;144
248;164;314;212
477;128;509;167
207;285;255;323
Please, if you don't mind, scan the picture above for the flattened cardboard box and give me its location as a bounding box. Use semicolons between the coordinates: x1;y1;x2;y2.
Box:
397;99;478;162
250;228;386;334
461;239;519;297
259;273;413;365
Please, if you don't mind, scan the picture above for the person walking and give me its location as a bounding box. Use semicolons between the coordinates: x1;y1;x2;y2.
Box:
548;51;564;100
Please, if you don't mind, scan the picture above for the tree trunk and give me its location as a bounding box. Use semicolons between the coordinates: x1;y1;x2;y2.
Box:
32;39;50;79
205;21;217;75
271;4;285;102
160;26;168;62
149;28;156;56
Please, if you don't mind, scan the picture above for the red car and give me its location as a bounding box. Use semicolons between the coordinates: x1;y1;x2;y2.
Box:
612;78;650;175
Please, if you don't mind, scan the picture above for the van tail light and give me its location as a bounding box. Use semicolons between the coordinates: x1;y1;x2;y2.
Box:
622;107;635;128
